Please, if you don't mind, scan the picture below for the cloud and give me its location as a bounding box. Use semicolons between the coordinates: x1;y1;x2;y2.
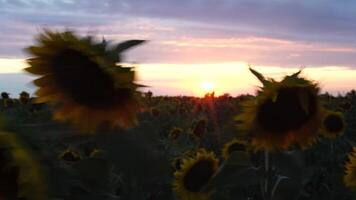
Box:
1;0;356;67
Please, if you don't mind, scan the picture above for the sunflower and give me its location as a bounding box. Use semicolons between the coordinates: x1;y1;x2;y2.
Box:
25;30;145;131
19;91;30;104
0;132;46;200
235;68;322;151
59;148;82;162
320;110;345;139
344;147;356;190
173;149;219;200
170;127;183;140
192;119;207;138
221;139;247;160
1;92;9;99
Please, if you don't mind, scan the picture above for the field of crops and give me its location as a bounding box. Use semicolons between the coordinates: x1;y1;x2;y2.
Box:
1;31;356;200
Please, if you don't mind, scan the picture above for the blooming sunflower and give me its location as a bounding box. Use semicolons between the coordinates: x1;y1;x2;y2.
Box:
25;30;145;131
59;148;82;162
221;139;247;160
235;68;322;151
344;147;356;190
0;132;46;200
170;127;183;140
173;149;219;200
320;110;345;139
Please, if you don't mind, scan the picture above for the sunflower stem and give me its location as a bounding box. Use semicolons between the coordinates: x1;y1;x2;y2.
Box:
264;150;273;200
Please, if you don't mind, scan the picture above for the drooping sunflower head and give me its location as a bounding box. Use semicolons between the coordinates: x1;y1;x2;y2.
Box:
0;132;47;200
236;68;322;151
344;147;356;190
221;139;247;160
173;149;219;200
25;30;145;131
170;127;183;140
320;110;345;139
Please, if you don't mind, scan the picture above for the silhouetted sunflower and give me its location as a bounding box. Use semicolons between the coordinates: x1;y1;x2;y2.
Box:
344;147;356;190
25;30;145;131
221;139;247;160
320;110;345;139
1;92;9;99
19;91;30;104
0;132;46;200
235;68;322;151
173;149;219;200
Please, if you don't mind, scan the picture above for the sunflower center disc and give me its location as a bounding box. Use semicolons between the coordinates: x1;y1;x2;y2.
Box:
183;160;215;192
257;87;317;133
52;48;131;108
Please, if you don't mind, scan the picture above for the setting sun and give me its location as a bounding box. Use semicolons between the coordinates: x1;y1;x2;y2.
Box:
199;81;216;95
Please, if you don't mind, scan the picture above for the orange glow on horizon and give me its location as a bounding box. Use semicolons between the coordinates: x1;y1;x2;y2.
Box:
197;81;216;97
1;59;356;96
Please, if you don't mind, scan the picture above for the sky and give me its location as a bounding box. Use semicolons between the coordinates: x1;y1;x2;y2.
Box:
1;0;356;96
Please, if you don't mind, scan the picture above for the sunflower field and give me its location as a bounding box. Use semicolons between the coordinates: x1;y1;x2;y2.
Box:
0;30;356;200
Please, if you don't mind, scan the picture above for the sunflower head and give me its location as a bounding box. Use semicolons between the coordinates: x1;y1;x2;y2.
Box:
192;119;207;138
1;92;9;99
320;111;345;139
19;91;30;105
344;147;356;190
236;68;322;151
59;148;81;162
173;149;219;200
170;127;183;140
89;149;105;158
25;30;145;132
221;139;247;160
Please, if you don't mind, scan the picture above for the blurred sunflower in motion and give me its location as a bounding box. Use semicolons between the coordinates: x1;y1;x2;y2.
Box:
25;30;145;131
173;149;219;200
221;139;247;160
344;147;356;190
320;110;345;139
0;132;46;200
236;68;322;151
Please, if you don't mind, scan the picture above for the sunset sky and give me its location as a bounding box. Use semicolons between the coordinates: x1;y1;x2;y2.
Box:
1;0;356;96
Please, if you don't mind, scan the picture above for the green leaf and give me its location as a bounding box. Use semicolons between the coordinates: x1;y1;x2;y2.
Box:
249;67;266;83
115;40;146;53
